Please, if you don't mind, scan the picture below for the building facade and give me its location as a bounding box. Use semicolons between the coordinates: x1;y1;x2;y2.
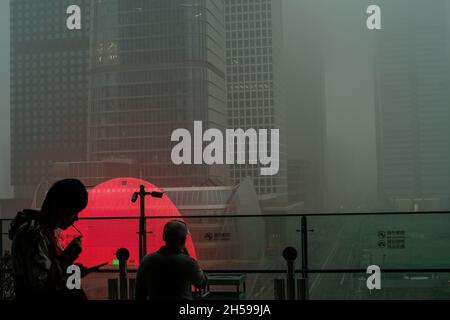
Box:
10;0;91;198
225;0;287;195
375;0;450;210
88;0;228;188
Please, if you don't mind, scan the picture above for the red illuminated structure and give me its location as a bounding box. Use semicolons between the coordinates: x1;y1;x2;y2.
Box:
61;177;196;267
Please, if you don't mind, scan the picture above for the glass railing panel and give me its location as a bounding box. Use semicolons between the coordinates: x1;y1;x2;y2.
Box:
308;214;450;270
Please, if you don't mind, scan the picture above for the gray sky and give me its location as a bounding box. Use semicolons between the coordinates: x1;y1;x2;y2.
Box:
0;0;11;199
322;0;377;209
284;0;377;210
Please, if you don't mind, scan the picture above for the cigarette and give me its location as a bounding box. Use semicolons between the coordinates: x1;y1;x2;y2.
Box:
72;224;83;235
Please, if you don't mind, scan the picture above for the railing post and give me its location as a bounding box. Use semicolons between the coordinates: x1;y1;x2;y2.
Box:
116;248;130;300
274;279;285;300
297;278;307;300
0;220;3;257
283;247;297;300
0;220;3;300
129;278;136;300
300;215;309;300
108;278;119;300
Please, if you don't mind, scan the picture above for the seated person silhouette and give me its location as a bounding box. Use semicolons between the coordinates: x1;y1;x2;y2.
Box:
135;220;207;300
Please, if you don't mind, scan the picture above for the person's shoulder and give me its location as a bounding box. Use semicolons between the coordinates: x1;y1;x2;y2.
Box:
13;219;43;242
9;209;43;240
140;251;161;264
142;251;158;259
179;253;200;265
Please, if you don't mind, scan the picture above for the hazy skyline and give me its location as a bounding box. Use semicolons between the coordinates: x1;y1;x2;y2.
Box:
322;0;377;209
283;0;377;210
0;0;11;199
0;0;379;208
4;1;448;213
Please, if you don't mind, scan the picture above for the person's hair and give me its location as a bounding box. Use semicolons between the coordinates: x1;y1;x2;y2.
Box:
41;179;88;216
163;220;188;246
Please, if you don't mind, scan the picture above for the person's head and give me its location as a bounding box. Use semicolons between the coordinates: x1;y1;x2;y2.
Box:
162;220;189;249
41;179;88;230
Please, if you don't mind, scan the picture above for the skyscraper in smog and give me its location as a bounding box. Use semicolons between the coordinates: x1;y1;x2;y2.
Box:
10;0;91;198
375;0;450;210
88;0;228;187
225;0;287;195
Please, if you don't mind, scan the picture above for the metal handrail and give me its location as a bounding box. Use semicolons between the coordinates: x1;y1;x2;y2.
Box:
1;210;450;221
3;211;450;300
91;268;450;274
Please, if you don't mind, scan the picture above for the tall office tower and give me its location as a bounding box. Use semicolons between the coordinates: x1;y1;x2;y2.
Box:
88;0;228;188
225;0;287;195
10;0;91;199
285;0;325;211
376;1;450;210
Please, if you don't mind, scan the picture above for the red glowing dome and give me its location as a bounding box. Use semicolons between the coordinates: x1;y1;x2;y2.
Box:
60;177;196;267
